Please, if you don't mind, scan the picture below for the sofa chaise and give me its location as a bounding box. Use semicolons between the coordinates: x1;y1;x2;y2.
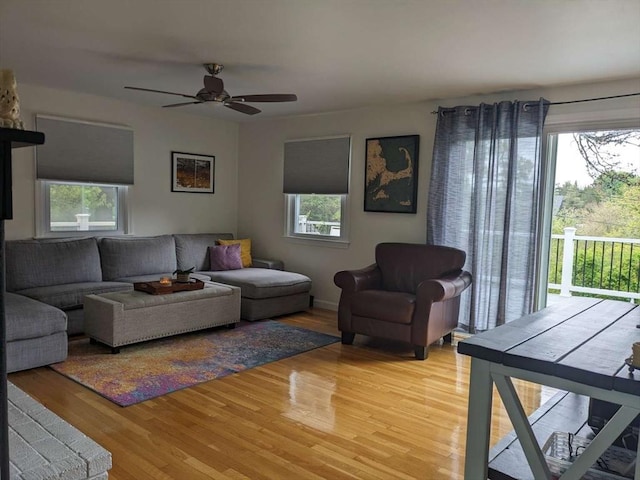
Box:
5;233;312;372
174;234;311;321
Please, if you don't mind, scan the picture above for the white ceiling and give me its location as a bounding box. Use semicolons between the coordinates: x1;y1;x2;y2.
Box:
2;0;639;122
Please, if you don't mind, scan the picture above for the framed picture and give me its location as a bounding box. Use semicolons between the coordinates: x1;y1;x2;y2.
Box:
364;135;419;213
171;151;215;194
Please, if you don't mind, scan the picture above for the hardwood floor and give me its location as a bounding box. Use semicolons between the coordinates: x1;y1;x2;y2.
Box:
9;309;558;479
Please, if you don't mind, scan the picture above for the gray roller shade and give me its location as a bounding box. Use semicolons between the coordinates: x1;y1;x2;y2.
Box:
35;115;134;185
283;136;350;194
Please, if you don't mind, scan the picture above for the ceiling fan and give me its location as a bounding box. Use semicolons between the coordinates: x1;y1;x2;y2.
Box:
124;63;297;115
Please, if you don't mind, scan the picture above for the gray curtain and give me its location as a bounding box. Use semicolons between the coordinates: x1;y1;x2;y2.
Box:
427;99;550;332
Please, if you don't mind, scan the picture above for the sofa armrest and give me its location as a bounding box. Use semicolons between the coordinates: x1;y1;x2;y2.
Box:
252;258;284;270
334;264;382;293
416;270;472;302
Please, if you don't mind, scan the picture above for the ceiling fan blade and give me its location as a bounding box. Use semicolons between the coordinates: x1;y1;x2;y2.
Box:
230;94;297;103
203;75;224;94
224;102;261;115
162;101;203;108
124;86;198;100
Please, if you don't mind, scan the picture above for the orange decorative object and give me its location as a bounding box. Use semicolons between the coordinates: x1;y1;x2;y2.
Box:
159;277;172;286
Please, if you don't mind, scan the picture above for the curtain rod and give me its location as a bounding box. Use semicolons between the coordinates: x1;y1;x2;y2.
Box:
430;92;640;114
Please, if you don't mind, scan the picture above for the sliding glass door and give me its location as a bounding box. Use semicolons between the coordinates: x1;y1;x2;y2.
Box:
537;124;640;308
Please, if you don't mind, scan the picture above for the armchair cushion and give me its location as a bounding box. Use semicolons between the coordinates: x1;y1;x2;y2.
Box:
351;290;415;324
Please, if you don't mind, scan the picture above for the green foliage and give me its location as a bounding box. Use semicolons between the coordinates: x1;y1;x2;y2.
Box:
550;131;639;302
592;170;640;197
548;239;640;302
552;174;640;238
50;184;116;222
549;171;640;303
299;195;340;222
298;195;341;235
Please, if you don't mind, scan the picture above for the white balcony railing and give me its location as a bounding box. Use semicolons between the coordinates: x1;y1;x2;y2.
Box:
297;216;340;236
51;214;116;232
548;227;640;302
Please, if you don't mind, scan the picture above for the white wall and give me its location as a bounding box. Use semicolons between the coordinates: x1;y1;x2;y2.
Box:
238;78;640;310
10;79;637;309
8;84;240;240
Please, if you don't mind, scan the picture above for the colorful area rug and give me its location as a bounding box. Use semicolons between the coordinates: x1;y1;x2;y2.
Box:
50;321;338;407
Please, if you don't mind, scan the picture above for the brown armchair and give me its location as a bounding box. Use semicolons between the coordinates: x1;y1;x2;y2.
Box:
333;243;472;360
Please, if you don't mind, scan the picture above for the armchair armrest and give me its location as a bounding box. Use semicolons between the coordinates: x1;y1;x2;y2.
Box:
416;270;472;302
334;264;382;292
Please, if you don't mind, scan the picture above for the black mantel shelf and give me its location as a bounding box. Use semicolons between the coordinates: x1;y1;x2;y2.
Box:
1;126;45;480
0;127;45;149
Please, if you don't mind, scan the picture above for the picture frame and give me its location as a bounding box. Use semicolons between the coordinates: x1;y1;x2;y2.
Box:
364;135;419;213
171;151;215;194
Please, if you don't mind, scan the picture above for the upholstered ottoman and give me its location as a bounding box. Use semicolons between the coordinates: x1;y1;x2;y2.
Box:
83;282;240;353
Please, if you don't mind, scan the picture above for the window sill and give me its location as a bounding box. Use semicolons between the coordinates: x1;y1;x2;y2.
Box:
34;230;127;239
283;234;350;249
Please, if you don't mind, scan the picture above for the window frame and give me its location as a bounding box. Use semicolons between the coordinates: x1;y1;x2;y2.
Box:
35;179;130;238
284;193;350;246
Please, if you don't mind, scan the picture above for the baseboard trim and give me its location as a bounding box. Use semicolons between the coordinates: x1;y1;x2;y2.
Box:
312;299;338;311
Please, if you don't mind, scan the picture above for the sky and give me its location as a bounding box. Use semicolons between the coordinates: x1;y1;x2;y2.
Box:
554;131;640;187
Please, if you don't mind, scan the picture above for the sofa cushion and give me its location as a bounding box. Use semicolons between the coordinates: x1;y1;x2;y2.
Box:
174;233;234;271
205;268;311;299
5;292;67;342
209;244;243;271
99;235;177;281
6;237;102;292
16;281;133;310
217;238;252;267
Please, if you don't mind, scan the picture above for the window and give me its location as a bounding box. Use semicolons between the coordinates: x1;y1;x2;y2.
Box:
34;115;134;237
285;193;348;242
283;136;351;244
37;181;128;236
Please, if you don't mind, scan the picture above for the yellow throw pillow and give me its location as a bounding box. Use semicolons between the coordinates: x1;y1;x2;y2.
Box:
217;238;252;267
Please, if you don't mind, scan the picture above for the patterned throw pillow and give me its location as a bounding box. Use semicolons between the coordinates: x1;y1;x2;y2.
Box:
217;238;252;267
209;244;243;271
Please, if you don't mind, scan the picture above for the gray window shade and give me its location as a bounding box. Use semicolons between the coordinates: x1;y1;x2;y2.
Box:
35;115;134;185
283;136;350;194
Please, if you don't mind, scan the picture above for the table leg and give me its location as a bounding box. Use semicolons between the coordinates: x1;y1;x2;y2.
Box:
493;373;551;479
464;357;493;480
635;429;639;480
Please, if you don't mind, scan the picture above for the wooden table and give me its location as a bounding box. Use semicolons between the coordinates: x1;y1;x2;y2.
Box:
458;297;639;479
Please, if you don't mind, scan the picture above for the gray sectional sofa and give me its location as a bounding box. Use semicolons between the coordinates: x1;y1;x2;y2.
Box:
5;233;312;373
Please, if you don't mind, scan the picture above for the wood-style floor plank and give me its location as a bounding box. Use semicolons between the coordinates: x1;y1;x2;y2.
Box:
8;308;558;479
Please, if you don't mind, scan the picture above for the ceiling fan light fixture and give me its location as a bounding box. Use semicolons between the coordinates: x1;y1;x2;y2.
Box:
204;63;224;76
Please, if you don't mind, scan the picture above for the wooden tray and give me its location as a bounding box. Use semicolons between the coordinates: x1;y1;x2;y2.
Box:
134;279;205;295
